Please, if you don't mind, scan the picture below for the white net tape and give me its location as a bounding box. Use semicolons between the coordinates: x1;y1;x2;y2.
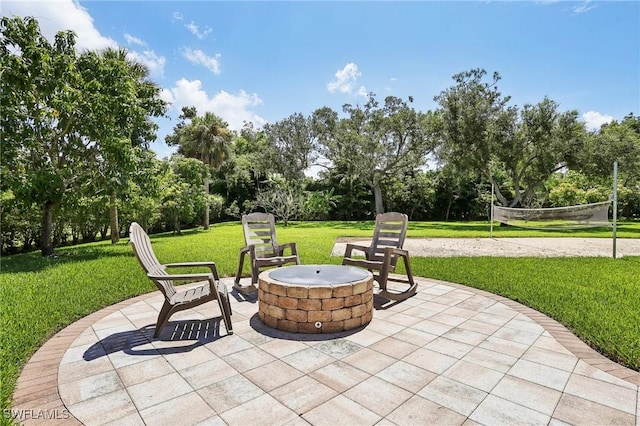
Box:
493;201;612;230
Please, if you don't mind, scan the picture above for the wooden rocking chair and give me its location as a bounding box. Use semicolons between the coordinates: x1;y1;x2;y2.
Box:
342;212;417;301
129;222;233;337
234;212;300;294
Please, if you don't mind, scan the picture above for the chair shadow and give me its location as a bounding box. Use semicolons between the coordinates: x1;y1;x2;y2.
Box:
373;293;408;310
83;318;228;361
230;287;258;304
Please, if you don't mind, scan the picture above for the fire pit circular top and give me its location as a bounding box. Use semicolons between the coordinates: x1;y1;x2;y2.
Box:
268;264;369;286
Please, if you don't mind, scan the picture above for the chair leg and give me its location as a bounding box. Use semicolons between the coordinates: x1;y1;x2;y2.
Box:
234;251;246;285
377;254;417;301
154;301;173;338
403;255;416;287
376;254;393;292
233;252;258;294
251;263;259;286
216;281;233;334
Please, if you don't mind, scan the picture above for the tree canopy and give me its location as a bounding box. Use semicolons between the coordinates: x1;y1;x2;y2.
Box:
435;69;585;207
313;94;436;214
166;107;233;229
2;15;639;255
1;16;166;255
262;113;318;182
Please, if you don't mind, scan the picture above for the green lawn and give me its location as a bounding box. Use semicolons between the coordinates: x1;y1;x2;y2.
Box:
1;220;639;413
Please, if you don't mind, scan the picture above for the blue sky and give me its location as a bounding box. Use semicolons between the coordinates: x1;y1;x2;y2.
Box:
4;1;639;159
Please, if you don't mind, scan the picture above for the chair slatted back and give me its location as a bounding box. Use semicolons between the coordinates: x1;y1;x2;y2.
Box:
242;213;279;258
129;222;176;299
370;212;408;263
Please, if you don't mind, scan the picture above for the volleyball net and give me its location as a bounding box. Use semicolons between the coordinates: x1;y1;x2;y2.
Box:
491;201;612;230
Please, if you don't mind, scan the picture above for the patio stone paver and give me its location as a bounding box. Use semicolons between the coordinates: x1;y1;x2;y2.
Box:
219;393;299;426
508;358;573;391
65;390;137;425
553;394;636;425
490;375;562;416
343;376;413;417
57;370;123;406
10;276;640;425
386;395;468;425
442;359;505;393
470;394;552;425
302;394;381;426
138;392;216;425
564;373;638;414
375;360;437;393
309;360;370;393
417;375;488;417
270;375;338;414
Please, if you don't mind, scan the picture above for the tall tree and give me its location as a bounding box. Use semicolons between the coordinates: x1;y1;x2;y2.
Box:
166;108;232;229
1;16;166;256
580;114;640;183
435;68;584;207
90;47;166;243
262;113;318;181
313;94;435;214
161;155;208;234
213;123;267;219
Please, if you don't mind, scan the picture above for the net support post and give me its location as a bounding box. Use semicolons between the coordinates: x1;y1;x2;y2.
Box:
490;183;494;237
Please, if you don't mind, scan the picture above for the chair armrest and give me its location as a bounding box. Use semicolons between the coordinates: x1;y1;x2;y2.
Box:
277;242;298;256
163;262;220;280
384;247;410;257
344;243;370;258
148;271;215;281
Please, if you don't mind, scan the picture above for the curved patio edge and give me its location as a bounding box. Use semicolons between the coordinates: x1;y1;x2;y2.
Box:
9;292;152;425
430;278;640;387
9;276;640;425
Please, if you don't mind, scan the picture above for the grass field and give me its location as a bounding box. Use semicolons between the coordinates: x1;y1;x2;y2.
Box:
1;220;639;413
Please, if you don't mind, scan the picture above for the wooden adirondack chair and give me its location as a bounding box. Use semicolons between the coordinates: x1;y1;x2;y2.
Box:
342;212;417;301
234;212;300;294
129;222;232;337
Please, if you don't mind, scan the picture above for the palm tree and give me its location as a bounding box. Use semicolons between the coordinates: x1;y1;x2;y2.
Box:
177;111;232;229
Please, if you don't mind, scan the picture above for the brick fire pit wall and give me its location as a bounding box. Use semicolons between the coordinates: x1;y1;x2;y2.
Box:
257;266;374;334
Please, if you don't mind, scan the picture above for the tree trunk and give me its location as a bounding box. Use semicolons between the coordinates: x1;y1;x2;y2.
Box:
109;191;120;244
174;215;181;234
40;201;56;257
488;176;509;207
373;183;384;215
100;224;109;240
203;178;210;230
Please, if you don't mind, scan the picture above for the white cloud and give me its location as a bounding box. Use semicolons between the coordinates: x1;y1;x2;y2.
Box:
582;111;614;131
356;86;369;98
185;21;213;40
182;48;222;75
3;0;117;51
327;63;368;98
4;1;166;77
127;50;166;79
124;33;146;47
161;79;266;131
173;12;183;21
573;1;596;14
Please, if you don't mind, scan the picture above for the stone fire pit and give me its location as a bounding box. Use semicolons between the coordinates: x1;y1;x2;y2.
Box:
258;265;374;334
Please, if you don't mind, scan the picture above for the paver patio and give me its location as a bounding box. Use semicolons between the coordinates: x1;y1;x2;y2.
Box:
11;276;640;425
